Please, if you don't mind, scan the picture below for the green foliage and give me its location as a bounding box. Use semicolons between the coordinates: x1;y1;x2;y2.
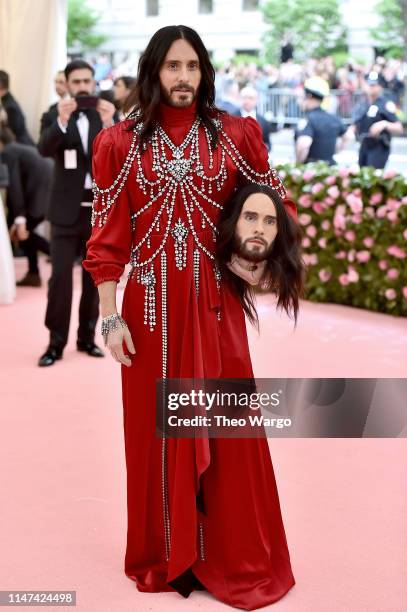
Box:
370;0;405;58
67;0;107;50
277;162;407;316
231;54;265;68
261;0;347;63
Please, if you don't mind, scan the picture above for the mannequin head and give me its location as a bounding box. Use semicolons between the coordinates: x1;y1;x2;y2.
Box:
217;183;305;328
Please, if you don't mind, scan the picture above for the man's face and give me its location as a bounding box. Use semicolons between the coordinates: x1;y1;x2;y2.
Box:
66;68;95;97
113;79;129;102
54;73;67;97
367;82;382;101
159;38;201;108
234;193;278;262
241;92;257;112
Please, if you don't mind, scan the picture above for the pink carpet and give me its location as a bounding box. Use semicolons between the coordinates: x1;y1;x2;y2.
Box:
0;257;406;611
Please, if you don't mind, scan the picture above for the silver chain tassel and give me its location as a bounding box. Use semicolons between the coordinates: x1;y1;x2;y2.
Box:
140;264;156;332
160;250;171;560
193;249;200;298
171;218;189;270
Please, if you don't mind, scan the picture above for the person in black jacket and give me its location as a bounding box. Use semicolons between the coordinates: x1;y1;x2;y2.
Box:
237;86;276;152
0;70;35;146
0;126;52;286
37;59;116;367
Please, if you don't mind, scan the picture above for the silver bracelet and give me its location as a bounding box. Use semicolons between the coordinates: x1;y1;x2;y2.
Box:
101;313;128;345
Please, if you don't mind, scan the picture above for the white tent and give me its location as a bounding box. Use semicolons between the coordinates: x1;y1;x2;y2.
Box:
0;0;67;141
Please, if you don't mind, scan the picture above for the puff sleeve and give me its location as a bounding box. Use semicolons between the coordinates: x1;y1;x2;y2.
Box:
82;127;133;286
240;116;298;223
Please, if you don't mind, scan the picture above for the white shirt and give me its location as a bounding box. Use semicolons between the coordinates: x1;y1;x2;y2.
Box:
241;109;257;119
57;113;93;206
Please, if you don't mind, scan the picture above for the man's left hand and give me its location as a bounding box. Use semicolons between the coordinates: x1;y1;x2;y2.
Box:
97;99;116;128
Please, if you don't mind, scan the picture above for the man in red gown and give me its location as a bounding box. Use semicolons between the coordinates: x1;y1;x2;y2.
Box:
83;25;297;611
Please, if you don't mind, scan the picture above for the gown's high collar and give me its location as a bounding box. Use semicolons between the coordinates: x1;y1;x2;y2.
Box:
158;98;198;127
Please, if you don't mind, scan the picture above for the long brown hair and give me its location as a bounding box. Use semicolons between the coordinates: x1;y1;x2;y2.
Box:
123;25;224;148
216;184;306;330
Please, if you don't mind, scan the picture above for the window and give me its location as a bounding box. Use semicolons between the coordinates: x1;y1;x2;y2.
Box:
146;0;159;16
199;0;213;14
242;0;259;10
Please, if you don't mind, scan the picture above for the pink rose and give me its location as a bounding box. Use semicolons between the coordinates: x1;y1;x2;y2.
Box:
378;260;388;270
403;287;407;299
403;229;407;241
387;245;406;259
302;237;311;248
385;288;397;300
327;185;340;199
387;211;398;223
387;268;399;279
363;237;374;248
325;176;336;185
345;230;356;242
333;213;346;230
339;167;349;178
339;274;349;286
311;182;324;195
383;169;397;179
376;205;388;218
335;251;346;259
347;193;363;213
303;253;318;265
312;202;324;214
324;196;335;206
303;169;316;182
318;237;327;248
356;250;371;263
347;267;359;283
299;213;312;226
342;178;350;188
365;207;375;217
370;192;383;205
299;194;312;207
386;198;400;210
319;269;331;282
351;214;362;224
347;249;356;262
306;225;317;238
321;220;331;231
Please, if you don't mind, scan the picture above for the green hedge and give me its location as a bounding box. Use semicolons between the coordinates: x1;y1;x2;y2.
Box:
276;162;407;316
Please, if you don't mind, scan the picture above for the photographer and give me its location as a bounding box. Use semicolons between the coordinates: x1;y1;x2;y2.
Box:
37;59;116;367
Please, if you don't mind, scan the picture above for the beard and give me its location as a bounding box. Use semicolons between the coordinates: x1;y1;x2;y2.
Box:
233;234;274;263
161;84;197;107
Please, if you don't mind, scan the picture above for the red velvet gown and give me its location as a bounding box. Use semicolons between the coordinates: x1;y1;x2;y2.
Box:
83;100;296;610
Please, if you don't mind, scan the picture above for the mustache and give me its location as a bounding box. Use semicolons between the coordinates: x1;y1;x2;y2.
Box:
171;85;194;93
245;237;267;246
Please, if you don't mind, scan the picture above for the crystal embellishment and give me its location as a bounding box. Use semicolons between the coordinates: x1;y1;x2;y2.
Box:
171;219;189;270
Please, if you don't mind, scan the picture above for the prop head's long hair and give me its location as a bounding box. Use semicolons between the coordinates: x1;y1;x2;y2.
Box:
216;184;306;330
123;25;224;147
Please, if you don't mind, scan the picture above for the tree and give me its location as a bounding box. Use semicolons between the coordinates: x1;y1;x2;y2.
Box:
67;0;107;51
261;0;347;64
370;0;407;115
370;0;405;58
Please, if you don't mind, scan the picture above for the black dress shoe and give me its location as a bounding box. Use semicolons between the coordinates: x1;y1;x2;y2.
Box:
76;341;104;357
38;346;63;367
17;272;42;287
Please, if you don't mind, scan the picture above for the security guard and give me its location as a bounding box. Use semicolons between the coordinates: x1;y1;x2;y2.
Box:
351;71;403;169
295;77;347;164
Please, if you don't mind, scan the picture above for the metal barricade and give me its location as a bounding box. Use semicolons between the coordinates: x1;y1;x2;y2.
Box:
257;88;370;126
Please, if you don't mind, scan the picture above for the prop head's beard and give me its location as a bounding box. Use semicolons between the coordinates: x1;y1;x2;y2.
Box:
233;234;274;263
